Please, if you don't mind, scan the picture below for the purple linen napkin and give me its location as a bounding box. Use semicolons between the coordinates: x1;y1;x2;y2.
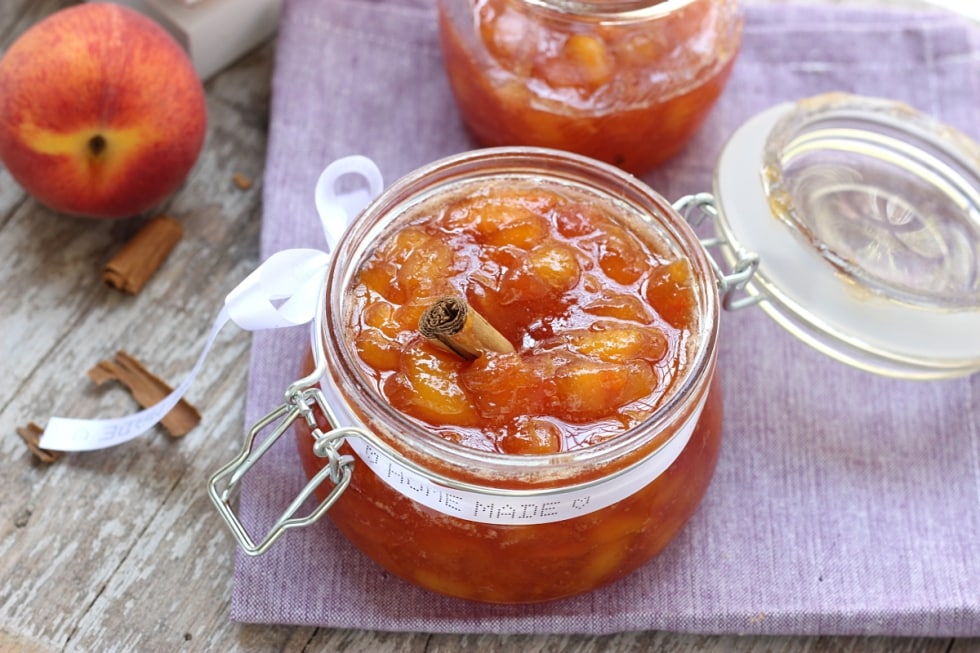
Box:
230;0;980;635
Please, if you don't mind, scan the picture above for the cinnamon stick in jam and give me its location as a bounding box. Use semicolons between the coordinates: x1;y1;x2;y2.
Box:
418;296;514;361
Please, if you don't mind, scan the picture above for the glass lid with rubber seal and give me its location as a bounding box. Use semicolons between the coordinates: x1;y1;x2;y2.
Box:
711;92;980;379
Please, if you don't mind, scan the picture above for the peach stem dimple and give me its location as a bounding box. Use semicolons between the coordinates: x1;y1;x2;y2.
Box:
88;134;107;156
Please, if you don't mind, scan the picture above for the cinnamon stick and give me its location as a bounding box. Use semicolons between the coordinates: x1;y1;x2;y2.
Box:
418;296;514;361
103;215;183;294
17;422;62;464
232;172;254;190
88;350;200;437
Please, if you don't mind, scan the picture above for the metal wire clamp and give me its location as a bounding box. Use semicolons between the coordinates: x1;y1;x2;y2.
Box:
673;192;762;311
207;385;360;556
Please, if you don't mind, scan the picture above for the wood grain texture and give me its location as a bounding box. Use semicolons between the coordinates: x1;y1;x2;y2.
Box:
0;2;976;652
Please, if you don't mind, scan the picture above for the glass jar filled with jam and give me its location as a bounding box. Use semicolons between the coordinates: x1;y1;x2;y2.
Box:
292;147;723;604
437;0;743;174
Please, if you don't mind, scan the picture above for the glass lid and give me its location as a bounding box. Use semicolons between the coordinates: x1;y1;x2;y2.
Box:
712;92;980;379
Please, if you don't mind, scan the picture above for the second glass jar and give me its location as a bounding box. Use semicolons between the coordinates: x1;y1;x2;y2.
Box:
437;0;744;175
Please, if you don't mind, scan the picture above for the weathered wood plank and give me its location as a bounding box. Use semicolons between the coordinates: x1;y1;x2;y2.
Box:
0;3;273;651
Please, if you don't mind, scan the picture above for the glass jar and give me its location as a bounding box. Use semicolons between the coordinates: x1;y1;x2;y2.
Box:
296;148;724;604
436;0;743;174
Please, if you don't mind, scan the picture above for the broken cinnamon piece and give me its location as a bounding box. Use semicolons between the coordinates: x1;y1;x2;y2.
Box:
88;350;200;437
232;172;254;190
418;296;515;361
17;422;63;464
103;215;183;294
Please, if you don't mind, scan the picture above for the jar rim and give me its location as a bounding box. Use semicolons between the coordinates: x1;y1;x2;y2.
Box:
320;146;720;485
521;0;700;21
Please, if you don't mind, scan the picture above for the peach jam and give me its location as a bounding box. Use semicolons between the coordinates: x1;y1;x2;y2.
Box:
298;148;723;603
437;0;743;174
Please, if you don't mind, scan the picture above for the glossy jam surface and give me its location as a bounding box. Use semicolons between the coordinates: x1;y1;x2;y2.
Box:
348;179;697;454
438;0;742;173
297;174;722;604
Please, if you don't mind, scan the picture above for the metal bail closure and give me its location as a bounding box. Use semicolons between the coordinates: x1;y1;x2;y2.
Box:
674;192;761;312
208;154;386;555
207;385;359;556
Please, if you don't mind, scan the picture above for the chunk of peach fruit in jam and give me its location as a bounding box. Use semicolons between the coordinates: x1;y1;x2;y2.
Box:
383;339;480;427
525;242;582;294
553;358;656;422
500;417;563;455
354;328;401;372
564;325;667;364
645;259;696;328
545;33;614;90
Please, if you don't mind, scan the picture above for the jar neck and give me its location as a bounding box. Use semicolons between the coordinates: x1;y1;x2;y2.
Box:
521;0;700;21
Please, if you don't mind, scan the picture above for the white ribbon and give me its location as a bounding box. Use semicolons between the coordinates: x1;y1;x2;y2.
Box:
340;394;705;525
38;156;384;452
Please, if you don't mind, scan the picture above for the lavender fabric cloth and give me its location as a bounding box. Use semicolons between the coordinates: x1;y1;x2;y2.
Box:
230;0;980;635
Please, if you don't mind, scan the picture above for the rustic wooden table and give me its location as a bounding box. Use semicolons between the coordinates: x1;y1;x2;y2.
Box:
1;1;976;651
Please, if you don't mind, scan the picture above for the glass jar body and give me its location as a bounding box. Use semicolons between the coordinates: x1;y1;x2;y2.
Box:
296;371;721;603
437;0;743;174
297;148;723;604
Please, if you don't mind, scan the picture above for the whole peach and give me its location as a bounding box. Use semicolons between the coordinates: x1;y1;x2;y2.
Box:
0;3;207;219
